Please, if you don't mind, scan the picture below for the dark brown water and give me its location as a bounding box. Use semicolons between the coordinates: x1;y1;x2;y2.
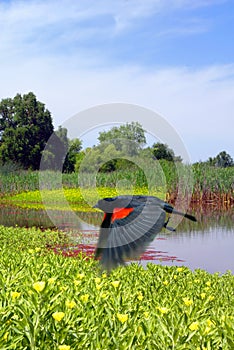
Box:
1;205;233;274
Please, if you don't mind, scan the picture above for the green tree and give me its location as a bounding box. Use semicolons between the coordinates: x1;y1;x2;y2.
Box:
209;151;234;168
0;92;53;169
63;138;82;173
41;126;82;172
98;122;146;156
152;142;182;162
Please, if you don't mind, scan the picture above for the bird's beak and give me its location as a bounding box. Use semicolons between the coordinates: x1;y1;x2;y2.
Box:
93;204;98;209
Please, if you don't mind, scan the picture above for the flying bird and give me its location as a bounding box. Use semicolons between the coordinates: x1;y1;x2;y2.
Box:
93;195;196;271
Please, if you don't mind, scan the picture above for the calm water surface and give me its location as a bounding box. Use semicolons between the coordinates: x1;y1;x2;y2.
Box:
1;205;233;274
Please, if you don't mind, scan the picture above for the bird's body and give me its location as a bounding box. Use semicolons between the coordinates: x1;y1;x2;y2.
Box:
94;195;196;271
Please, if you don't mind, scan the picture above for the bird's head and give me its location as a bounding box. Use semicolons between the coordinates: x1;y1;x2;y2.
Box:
93;196;134;213
93;197;118;213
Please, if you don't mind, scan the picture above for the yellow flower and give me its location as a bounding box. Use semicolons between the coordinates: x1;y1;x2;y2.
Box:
206;281;211;287
3;332;9;341
204;326;211;334
177;267;183;272
163;280;169;286
100;292;108;299
111;281;120;288
137;326;143;332
137;292;143;301
52;312;65;322
183;297;193;306
11;291;21;300
65;300;76;309
102;273;107;278
173;275;177;279
200;293;206;299
80;294;89;303
28;249;34;254
77;273;85;279
203;319;214;334
33;281;45;292
206;319;214;327
35;247;41;252
208;295;214;301
143;311;149;318
58;345;70;350
189;321;199;331
157;307;169;314
74;279;81;286
94;277;101;284
96;284;102;290
117;313;128;323
48;277;56;284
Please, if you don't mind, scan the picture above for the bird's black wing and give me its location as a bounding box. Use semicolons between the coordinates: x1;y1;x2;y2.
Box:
97;201;166;271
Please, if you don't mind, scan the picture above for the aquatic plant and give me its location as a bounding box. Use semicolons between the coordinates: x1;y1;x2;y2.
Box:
0;225;233;349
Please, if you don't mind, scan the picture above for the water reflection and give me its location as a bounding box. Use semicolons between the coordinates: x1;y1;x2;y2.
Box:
0;204;233;274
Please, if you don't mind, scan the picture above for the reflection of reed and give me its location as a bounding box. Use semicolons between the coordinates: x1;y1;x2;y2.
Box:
0;204;104;230
176;204;234;232
0;204;233;233
0;205;56;228
77;211;103;226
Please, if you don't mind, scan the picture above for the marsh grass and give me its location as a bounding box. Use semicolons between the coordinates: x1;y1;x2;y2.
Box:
0;162;233;207
1;187;165;211
0;226;234;349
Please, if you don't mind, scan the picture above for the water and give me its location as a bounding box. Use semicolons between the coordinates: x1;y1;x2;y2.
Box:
150;225;234;274
0;204;233;274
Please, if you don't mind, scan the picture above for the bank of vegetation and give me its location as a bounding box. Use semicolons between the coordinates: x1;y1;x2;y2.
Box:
0;226;234;349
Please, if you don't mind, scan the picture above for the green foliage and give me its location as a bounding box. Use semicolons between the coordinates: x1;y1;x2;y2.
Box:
152;143;182;162
192;162;234;194
41;126;82;173
0;92;54;170
98;122;146;155
63;136;82;173
0;162;233;201
207;151;234;168
2;187;165;211
0;225;234;349
77;140;182;174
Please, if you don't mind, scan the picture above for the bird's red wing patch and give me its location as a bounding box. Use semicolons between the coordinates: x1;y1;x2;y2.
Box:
111;207;134;223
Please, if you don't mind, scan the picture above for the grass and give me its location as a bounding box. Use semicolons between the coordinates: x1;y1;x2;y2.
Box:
0;162;233;212
0;162;233;205
1;187;166;211
0;225;233;349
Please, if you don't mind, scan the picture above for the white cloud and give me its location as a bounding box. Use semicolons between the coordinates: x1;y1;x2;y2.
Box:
2;54;233;162
0;0;226;54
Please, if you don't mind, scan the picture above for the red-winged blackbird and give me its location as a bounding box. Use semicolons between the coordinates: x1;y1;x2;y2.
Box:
93;195;196;271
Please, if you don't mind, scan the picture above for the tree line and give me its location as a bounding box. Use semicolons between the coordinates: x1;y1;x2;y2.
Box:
0;92;233;172
0;92;81;172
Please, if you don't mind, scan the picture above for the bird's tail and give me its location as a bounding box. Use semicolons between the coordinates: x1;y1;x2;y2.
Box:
163;203;197;222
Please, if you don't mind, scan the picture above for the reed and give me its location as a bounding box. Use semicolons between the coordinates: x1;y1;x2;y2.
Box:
0;162;233;206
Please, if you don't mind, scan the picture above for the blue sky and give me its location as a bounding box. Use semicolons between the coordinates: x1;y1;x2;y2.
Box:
0;0;234;162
